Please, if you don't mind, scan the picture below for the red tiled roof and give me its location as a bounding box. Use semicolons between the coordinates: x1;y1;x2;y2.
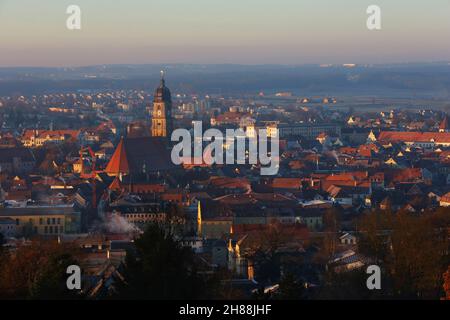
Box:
391;168;422;182
378;131;450;143
357;144;378;157
321;172;370;190
108;177;122;191
440;192;450;203
22;129;80;140
105;138;130;175
272;178;301;189
326;174;356;182
339;147;357;155
209;176;250;190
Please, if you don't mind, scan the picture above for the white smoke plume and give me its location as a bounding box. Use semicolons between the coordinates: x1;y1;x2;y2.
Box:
103;213;139;234
91;197;140;234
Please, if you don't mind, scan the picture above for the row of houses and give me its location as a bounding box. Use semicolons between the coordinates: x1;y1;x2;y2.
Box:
0;203;81;238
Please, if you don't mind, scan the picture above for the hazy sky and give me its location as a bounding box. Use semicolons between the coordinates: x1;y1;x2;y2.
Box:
0;0;449;67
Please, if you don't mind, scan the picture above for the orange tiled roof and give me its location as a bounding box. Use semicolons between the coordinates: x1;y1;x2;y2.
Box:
378;131;450;143
391;168;422;182
209;176;250;190
357;144;379;157
105;138;130;175
326;174;356;182
440;192;450;203
272;178;302;189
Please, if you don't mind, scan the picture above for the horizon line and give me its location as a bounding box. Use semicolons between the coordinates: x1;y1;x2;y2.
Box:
1;61;450;70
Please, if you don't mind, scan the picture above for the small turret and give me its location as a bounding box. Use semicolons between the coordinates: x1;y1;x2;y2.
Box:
197;200;202;238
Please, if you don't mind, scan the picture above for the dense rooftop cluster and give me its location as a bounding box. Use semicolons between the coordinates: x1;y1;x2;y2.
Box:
0;81;449;300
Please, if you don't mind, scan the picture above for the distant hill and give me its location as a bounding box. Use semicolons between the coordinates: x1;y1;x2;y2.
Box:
0;63;449;97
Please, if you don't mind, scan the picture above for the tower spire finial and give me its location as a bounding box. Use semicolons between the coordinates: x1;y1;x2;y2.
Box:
160;70;166;86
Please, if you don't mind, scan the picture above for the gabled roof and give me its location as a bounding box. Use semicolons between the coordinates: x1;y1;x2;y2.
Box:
108;176;122;191
105;138;129;176
389;168;422;182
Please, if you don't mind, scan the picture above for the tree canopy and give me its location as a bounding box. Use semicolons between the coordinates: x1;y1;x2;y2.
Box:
115;223;215;300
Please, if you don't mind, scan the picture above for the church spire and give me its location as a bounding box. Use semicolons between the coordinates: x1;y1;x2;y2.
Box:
151;72;172;137
105;137;130;179
440;115;449;133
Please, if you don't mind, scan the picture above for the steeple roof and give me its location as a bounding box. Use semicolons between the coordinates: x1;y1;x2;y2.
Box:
154;70;172;103
440;115;449;131
105;137;130;176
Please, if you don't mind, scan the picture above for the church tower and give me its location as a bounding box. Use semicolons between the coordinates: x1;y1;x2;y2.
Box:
151;71;172;137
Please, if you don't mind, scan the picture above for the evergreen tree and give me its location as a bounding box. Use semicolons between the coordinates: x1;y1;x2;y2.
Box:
116;223;213;300
277;273;307;300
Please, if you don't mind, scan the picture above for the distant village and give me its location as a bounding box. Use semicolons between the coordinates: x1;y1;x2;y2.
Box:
0;77;449;299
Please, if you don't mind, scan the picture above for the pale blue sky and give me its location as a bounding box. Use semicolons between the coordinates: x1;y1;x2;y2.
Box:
0;0;449;66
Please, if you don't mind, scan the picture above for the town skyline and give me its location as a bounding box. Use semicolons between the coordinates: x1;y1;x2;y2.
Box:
0;0;449;305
